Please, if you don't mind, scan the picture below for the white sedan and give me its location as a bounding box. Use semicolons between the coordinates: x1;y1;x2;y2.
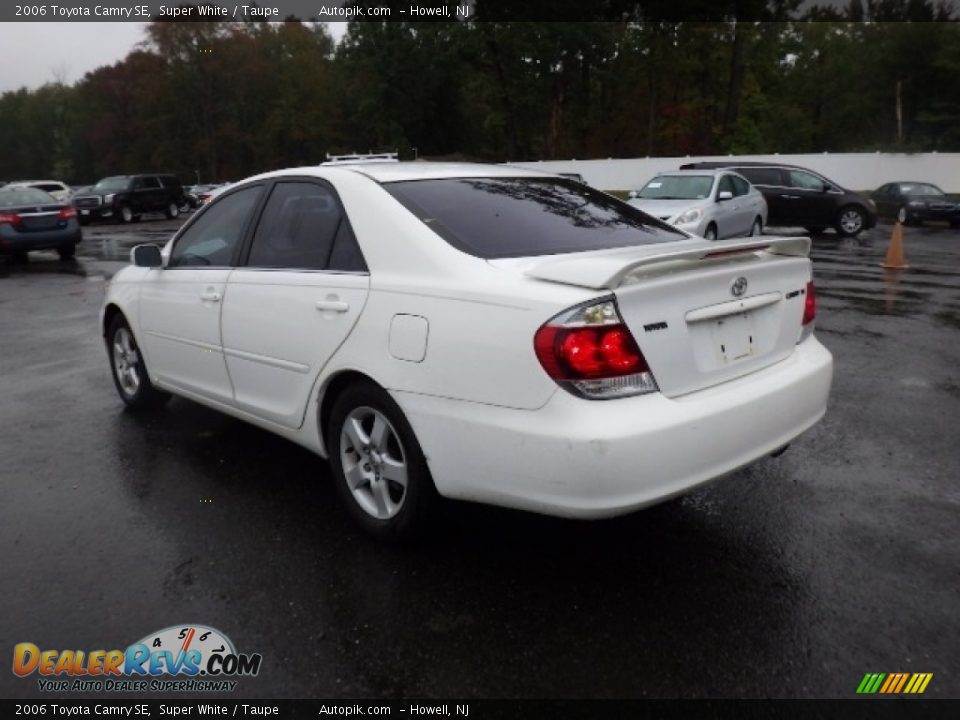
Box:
101;163;833;540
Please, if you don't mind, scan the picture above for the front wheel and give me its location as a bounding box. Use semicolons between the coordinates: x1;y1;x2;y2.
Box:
58;244;76;260
836;206;866;237
703;223;718;241
117;205;134;224
327;382;437;541
165;202;180;220
748;217;763;237
897;206;913;226
107;315;170;410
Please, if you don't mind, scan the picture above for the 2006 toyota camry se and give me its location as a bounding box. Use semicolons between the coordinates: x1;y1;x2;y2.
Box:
101;163;833;539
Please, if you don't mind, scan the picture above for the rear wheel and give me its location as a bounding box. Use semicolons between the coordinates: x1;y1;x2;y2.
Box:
836;206;866;237
704;223;718;241
748;217;762;237
57;244;76;260
107;315;169;410
327;382;437;541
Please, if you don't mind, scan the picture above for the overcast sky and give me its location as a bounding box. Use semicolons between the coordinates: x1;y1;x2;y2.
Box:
0;22;349;94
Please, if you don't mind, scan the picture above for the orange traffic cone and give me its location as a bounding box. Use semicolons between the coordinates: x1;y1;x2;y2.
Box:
881;222;909;269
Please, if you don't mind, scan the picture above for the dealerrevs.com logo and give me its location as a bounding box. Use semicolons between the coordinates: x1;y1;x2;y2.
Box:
13;624;262;692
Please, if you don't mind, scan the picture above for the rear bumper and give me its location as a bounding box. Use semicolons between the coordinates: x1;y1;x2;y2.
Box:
0;226;82;253
395;336;833;518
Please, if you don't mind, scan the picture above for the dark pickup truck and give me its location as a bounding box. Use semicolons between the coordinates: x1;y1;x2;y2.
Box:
72;174;186;224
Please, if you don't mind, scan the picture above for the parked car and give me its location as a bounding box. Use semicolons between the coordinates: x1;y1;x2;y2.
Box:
870;181;960;227
197;184;231;205
102;163;833;540
5;180;73;203
72;174;186;224
680;161;877;237
627;169;767;240
0;186;82;260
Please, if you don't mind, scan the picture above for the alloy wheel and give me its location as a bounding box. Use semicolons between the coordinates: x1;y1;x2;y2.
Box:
112;327;141;396
339;406;408;520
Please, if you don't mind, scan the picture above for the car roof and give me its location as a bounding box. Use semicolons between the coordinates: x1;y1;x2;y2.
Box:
6;180;65;185
334;161;559;183
652;169;736;177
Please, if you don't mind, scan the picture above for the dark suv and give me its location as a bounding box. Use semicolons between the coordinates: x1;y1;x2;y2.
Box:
679;161;877;236
72;174;186;225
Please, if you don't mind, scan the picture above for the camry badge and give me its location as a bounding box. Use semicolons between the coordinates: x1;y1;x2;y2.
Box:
731;277;748;297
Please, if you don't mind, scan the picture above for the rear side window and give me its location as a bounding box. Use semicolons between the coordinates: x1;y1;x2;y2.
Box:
133;176;161;190
787;170;826;191
384;177;685;259
247;181;365;271
737;168;783;187
169;186;262;268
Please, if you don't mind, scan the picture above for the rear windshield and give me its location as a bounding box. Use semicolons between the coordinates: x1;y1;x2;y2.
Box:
0;189;56;207
384;177;685;258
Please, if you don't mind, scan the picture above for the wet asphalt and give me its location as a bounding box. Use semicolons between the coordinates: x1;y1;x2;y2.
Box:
1;214;958;699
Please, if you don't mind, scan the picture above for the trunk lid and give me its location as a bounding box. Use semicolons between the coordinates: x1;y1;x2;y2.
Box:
518;236;813;398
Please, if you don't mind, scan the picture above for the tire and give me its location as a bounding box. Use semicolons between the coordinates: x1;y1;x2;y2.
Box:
165;202;180;220
748;217;762;237
836;206;866;237
107;315;170;410
804;226;826;235
703;223;718;241
327;381;438;541
896;206;917;226
57;244;76;260
117;205;134;224
78;217;90;226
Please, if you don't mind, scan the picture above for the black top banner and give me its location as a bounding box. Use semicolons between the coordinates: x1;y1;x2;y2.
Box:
3;0;960;23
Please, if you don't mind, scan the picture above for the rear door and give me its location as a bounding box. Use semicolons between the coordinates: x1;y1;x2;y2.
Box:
726;174;755;235
736;167;790;226
221;179;370;428
138;184;265;402
785;169;835;227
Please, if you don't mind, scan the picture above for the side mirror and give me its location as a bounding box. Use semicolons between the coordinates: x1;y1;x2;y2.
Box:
132;244;163;268
717;191;733;201
628;190;638;199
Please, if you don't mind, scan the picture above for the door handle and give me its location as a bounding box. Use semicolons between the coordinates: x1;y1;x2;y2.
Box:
780;194;800;200
200;290;221;302
315;300;349;313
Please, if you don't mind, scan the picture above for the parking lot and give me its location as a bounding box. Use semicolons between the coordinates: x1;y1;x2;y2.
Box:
1;215;958;699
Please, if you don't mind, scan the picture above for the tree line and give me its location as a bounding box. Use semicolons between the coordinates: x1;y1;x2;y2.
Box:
1;1;958;185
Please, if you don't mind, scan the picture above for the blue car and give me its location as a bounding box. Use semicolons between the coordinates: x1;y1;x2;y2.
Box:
0;187;82;260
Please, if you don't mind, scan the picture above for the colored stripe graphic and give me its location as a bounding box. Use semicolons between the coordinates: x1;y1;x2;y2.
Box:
857;672;933;694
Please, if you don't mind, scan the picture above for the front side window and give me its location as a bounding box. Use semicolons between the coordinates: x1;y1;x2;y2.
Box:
788;170;826;191
899;183;944;196
93;176;131;192
386;177;685;259
247;182;354;270
169;186;262;268
730;175;750;197
717;175;736;196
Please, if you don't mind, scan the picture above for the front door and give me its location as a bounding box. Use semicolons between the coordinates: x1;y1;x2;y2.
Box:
139;184;265;402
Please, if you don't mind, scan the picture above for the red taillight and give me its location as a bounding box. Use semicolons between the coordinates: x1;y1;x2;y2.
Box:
0;212;21;225
58;207;77;220
534;299;658;399
802;281;816;325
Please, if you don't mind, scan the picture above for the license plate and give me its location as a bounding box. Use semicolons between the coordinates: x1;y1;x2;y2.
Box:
80;209;90;215
712;312;755;364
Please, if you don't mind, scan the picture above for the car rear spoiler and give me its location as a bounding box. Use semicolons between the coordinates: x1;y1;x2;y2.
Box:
524;236;811;290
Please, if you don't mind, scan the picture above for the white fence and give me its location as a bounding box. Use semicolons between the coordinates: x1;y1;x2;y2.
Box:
508;153;960;192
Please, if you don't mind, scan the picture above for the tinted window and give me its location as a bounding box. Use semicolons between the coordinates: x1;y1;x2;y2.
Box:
737;168;782;186
134;176;161;190
386;178;684;259
248;182;349;270
169;186;262;268
328;220;367;272
93;177;130;191
159;176;181;189
35;183;64;193
730;175;750;197
787;170;825;191
717;175;735;196
899;183;944;196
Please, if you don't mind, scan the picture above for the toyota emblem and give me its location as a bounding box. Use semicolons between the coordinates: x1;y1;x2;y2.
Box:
731;277;748;297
